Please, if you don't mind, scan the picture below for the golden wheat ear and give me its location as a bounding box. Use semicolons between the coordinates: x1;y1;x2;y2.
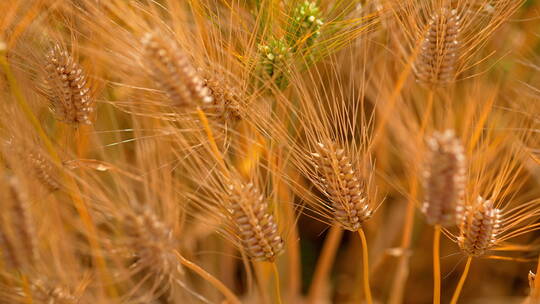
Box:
40;44;94;125
310;141;373;231
227;181;284;262
121;207;183;279
0;176;38;272
4;138;60;192
458;196;501;257
415;8;461;86
141;32;213;108
201;73;243;122
30;279;79;304
422;130;466;226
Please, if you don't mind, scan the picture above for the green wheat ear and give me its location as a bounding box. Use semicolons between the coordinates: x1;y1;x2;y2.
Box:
257;38;292;89
287;1;324;52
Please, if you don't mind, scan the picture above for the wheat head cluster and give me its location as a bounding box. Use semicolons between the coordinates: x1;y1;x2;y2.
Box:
4;0;540;303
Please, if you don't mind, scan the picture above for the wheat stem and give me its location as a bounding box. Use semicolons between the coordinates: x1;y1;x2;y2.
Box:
534;254;540;298
307;225;343;303
174;251;241;304
272;262;282;304
450;257;472;304
358;228;373;304
0;48;59;162
21;274;32;304
389;179;418;304
433;225;441;304
196;107;228;174
371;43;420;149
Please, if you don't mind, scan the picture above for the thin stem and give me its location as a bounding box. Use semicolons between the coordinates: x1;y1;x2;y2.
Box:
0;46;58;161
307;225;343;303
389;90;434;304
196;107;228;175
371;41;421;149
388;181;418;304
174;251;241;304
358;228;373;304
534;254;540;298
433;225;441;304
21;274;32;304
272;262;283;304
254;261;270;304
450;256;473;304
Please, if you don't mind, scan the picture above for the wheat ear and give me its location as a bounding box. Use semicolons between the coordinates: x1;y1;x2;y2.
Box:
415;8;461;86
42;44;94;124
458;196;501;257
141;32;213;107
311;142;372;231
0;176;38;271
228;181;284;262
422;130;466;226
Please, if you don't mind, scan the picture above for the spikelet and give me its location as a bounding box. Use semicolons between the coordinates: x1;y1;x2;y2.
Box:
415;8;461;86
458;196;501;257
141;32;213;107
202;74;242;122
421;130;466;226
121;207;182;278
30;279;78;304
227;182;284;261
310;142;372;231
3;138;60;192
42;44;94;125
529;271;536;297
0;176;38;271
258;38;292;88
287;1;324;51
26;150;60;191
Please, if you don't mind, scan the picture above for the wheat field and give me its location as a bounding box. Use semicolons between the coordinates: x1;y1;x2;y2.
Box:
2;0;540;303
